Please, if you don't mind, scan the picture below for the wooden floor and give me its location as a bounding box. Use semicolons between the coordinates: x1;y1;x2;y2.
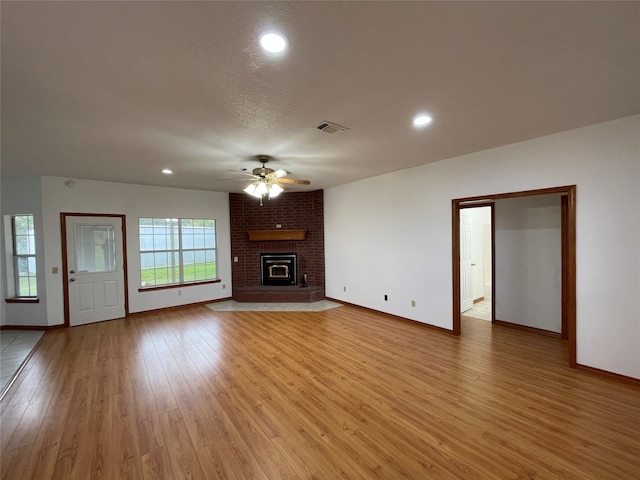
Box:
1;305;639;479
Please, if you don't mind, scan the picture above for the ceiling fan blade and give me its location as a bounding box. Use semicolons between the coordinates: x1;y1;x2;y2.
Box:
277;177;311;185
216;177;258;181
226;170;257;177
265;169;288;181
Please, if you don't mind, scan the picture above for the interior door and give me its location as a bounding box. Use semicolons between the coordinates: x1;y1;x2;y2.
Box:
65;216;125;326
460;209;473;313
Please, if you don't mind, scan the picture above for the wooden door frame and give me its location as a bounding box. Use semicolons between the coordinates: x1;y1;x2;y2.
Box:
451;186;577;367
60;213;129;327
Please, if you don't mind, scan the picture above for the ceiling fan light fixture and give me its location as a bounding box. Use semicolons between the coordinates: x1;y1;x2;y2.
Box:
269;183;284;198
243;183;258;196
273;169;287;178
255;181;269;196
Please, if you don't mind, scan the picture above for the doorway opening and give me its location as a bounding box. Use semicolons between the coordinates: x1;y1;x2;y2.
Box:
452;186;576;367
460;203;494;322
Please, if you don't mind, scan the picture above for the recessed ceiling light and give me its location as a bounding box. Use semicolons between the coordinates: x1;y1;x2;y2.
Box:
413;113;433;128
162;169;173;174
260;32;288;53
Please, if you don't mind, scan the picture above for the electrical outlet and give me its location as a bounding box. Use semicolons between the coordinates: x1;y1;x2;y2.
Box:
233;256;239;262
222;284;226;289
52;266;59;274
411;300;416;307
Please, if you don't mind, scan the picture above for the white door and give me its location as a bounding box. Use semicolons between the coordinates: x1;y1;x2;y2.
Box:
66;216;125;326
460;209;473;313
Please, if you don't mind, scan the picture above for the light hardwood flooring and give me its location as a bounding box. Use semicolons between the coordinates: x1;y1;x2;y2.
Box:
1;305;639;479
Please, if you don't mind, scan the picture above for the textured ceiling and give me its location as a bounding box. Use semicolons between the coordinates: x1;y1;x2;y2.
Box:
2;1;639;193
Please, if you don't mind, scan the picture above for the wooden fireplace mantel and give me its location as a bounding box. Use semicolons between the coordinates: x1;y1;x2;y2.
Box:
247;229;307;241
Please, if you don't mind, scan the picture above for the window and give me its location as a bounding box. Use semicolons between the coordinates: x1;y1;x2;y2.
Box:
11;214;38;297
139;218;217;288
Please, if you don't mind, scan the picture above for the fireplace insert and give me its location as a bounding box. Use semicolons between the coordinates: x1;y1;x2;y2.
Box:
260;253;297;286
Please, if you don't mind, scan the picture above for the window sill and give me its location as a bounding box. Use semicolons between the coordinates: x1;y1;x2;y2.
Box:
5;297;40;304
138;279;221;293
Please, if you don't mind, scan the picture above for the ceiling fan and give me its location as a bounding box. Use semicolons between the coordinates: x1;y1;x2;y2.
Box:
226;155;310;204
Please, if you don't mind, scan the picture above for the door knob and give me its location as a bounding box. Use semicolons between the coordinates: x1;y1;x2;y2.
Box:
69;278;76;282
69;270;75;274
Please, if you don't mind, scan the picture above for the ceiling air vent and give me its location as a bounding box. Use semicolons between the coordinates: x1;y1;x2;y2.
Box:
315;120;349;134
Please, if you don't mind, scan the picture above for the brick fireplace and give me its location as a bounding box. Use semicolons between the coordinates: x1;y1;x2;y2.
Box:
229;190;325;302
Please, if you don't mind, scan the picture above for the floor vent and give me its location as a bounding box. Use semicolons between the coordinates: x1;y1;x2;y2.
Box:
315;121;349;134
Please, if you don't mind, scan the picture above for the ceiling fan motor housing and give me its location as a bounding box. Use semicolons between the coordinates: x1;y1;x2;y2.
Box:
252;166;275;177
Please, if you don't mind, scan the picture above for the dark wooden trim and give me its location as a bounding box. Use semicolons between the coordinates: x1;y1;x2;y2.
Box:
60;214;70;327
455;185;576;204
60;213;129;327
138;279;221;292
5;297;40;304
490;203;496;323
452;185;577;368
473;297;484;304
493;319;563;338
451;201;461;335
327;297;452;335
121;214;130;321
247;229;306;241
566;187;577;368
561;195;569;340
575;363;640;387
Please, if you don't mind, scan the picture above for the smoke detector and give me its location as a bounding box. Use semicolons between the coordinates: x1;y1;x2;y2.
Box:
315;120;350;134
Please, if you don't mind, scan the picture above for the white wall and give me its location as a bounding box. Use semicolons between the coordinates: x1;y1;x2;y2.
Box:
325;114;640;379
1;175;48;326
40;177;231;326
494;194;562;332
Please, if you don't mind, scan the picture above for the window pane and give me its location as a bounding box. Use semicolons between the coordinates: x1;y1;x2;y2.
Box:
17;256;29;275
154;252;168;270
153;234;167;251
183;251;195;282
140;252;155;286
16;255;37;296
139;234;154;251
204;230;215;248
75;225;116;273
181;219;194;249
15;235;29;255
28;256;37;274
14;215;31;235
205;250;217;280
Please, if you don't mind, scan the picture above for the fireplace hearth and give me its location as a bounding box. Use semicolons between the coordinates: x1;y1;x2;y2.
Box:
261;253;297;286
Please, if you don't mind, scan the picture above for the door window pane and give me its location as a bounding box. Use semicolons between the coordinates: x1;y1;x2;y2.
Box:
75;225;116;273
